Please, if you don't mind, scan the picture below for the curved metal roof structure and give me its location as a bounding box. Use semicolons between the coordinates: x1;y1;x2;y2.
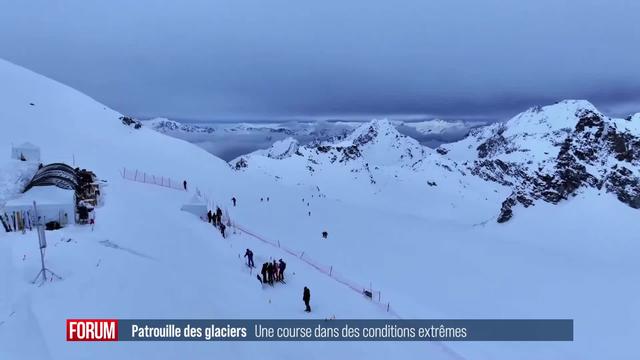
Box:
23;163;79;192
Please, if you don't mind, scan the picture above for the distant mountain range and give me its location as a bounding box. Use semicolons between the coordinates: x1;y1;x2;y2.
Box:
231;100;640;222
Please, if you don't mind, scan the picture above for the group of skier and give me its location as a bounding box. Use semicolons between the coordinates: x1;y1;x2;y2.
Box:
207;207;226;238
245;245;311;310
244;245;311;311
245;248;287;285
260;258;287;285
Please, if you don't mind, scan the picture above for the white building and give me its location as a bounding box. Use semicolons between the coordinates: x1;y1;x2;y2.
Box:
3;186;75;226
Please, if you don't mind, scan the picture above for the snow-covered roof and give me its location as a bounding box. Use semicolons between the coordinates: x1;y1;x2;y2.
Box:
4;185;74;207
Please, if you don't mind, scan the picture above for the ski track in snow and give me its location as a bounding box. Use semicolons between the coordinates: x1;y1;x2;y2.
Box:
98;239;156;261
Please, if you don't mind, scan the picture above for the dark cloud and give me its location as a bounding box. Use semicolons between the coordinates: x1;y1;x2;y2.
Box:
1;0;639;121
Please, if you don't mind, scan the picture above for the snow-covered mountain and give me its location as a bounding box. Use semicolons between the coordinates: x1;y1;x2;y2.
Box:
403;118;476;135
1;58;640;360
234;119;428;168
144;118;216;134
442;100;640;222
232;103;640;223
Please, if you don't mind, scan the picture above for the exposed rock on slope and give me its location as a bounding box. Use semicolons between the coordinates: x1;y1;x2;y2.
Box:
444;100;640;222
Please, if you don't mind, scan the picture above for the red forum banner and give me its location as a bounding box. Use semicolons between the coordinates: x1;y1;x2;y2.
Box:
67;319;119;341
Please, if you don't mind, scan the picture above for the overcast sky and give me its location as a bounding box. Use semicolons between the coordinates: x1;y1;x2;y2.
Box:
1;0;639;122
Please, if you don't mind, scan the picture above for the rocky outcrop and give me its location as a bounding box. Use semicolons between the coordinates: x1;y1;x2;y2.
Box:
147;118;215;134
485;106;640;222
120;116;142;129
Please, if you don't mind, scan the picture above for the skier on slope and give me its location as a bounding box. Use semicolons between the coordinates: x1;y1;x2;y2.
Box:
232;197;237;207
244;249;254;268
303;287;311;312
183;180;187;191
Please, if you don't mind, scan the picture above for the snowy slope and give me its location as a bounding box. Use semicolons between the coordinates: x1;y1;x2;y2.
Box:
226;101;640;359
231;118;506;223
1;58;639;360
0;59;445;360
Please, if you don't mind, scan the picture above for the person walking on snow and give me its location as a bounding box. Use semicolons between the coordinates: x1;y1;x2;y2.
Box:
244;249;254;267
207;210;212;223
183;180;187;191
232;197;237;207
303;287;311;312
220;223;226;238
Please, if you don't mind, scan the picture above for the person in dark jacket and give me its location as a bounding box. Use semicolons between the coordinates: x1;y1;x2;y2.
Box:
278;259;286;281
244;249;254;267
216;207;223;225
220;223;226;238
261;262;268;283
267;262;274;285
183;180;187;191
303;287;311;312
273;260;279;282
207;210;213;223
232;197;237;207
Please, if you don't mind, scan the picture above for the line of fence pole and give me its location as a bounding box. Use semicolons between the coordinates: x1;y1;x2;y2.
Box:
121;168;185;191
231;222;400;318
119;166;466;360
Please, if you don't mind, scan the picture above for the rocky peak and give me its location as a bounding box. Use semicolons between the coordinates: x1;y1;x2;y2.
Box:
262;137;301;160
146;118;215;134
493;107;640;222
341;119;398;146
445;100;640;222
